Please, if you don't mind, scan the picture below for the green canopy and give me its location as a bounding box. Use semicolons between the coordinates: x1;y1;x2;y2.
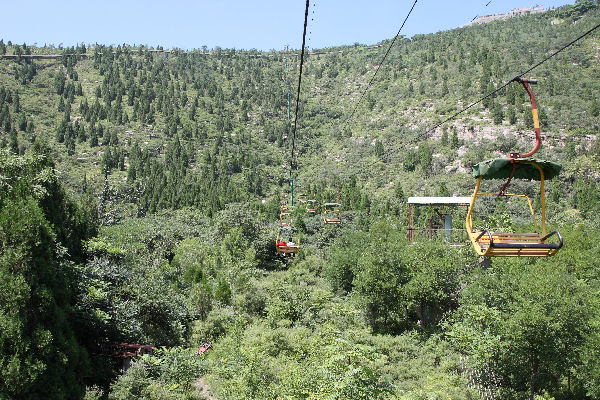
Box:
472;158;562;181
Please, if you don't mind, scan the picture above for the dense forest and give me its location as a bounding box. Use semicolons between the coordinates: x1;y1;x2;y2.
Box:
1;1;600;399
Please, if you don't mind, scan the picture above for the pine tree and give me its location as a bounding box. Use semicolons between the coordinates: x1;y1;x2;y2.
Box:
53;73;66;95
18;114;27;131
441;80;449;97
451;129;459;149
110;130;118;146
89;128;98;147
77;124;86;143
441;128;448;146
102;147;112;173
375;140;385;158
65;135;75;156
57;96;65;112
9;127;18;154
56;122;65;143
539;107;549;128
127;162;136;182
507;104;517;124
590;97;599;117
13;92;20;113
491;101;504;124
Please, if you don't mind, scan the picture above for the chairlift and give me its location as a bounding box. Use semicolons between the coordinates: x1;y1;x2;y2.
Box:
306;199;317;213
276;227;300;255
323;202;342;224
465;78;563;257
280;212;293;227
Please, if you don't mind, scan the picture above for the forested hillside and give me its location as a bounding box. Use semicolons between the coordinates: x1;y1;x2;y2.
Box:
1;2;600;399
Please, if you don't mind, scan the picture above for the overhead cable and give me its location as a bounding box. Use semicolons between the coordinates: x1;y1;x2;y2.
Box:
422;20;600;138
345;0;418;127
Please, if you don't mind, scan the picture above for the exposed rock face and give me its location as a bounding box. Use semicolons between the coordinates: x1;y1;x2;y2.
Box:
467;7;546;26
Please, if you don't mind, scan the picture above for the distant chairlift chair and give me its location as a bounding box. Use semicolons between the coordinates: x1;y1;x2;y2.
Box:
280;212;293;227
323;203;342;224
306;199;317;214
276;227;300;256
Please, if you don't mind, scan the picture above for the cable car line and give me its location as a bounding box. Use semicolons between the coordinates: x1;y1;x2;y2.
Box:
290;0;310;173
333;0;419;180
276;0;310;256
340;13;599;185
339;0;491;177
344;0;418;129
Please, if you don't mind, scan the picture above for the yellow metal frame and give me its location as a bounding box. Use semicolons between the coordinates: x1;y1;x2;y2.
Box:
465;160;560;257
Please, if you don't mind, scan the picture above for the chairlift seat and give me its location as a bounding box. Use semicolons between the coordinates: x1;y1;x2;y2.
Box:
473;230;562;257
323;203;342;224
466;158;563;257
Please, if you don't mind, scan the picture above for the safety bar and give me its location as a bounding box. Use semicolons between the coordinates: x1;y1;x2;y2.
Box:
476;229;563;250
540;230;563;249
475;229;494;246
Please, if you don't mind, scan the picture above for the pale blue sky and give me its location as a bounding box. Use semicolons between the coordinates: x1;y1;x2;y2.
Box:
1;1;574;51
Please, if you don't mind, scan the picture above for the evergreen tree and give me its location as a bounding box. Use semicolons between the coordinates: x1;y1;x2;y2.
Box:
0;150;91;399
441;80;449;97
53;73;66;95
13;92;20;113
18;113;27;131
441;128;448;146
451;129;459;149
65;134;75;156
375;140;385;158
539;107;549;128
8;127;18;154
591;98;600;117
89;127;98;147
57;96;65;112
507;104;517;124
491;101;504;124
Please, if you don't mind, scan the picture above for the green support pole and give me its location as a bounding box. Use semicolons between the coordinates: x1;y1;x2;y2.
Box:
286;46;290;122
290;175;294;207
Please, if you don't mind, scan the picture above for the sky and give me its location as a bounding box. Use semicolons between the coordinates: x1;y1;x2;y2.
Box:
1;1;575;51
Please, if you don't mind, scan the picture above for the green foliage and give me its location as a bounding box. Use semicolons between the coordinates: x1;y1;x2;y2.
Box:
109;347;206;400
491;101;504;124
0;150;93;399
446;259;594;399
2;6;600;398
